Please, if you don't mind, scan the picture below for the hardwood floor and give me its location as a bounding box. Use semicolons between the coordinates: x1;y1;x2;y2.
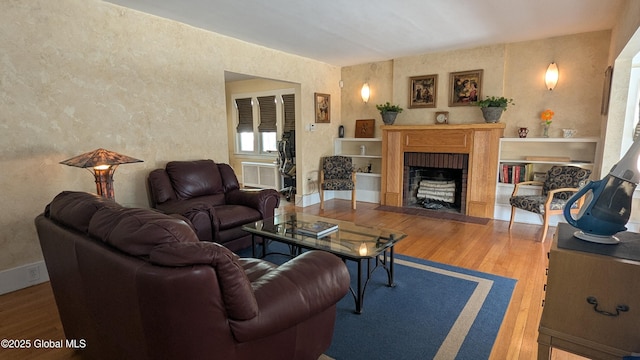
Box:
0;200;586;359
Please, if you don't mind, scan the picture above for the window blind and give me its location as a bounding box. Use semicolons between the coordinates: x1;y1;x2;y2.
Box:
257;95;277;132
282;94;296;132
235;98;253;133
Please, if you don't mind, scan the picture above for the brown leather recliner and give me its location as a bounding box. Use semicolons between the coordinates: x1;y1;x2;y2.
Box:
147;159;280;251
35;191;350;360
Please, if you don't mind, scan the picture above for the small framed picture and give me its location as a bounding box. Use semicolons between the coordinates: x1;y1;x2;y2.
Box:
314;93;330;123
409;74;437;108
449;69;483;107
355;119;375;138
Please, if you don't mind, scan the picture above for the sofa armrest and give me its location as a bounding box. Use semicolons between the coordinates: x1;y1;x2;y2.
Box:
229;251;349;342
226;189;280;218
155;199;218;241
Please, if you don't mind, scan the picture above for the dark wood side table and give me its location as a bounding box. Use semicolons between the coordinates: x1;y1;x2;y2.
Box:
538;223;640;359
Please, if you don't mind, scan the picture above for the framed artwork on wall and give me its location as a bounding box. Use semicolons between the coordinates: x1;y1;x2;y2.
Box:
355;119;375;138
409;74;438;108
314;93;330;123
449;69;483;107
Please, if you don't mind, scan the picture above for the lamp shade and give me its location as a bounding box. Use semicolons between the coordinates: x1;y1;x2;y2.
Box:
545;62;559;90
60;148;143;168
60;148;143;200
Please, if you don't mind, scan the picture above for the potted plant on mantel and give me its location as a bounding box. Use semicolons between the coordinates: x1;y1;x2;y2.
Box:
474;96;515;123
376;102;403;125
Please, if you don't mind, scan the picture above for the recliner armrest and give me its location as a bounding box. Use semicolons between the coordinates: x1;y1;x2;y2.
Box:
155;199;219;241
226;188;280;218
228;251;349;343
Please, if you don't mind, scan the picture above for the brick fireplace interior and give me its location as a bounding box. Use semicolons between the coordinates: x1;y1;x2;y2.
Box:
404;152;469;214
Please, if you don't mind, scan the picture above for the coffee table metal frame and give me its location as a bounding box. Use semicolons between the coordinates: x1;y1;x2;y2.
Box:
242;212;406;314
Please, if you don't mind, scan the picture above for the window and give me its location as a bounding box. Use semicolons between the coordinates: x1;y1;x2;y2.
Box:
233;90;295;155
235;97;254;152
257;95;277;152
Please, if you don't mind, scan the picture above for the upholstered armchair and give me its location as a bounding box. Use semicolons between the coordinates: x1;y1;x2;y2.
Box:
319;155;356;210
509;165;591;242
36;191;350;360
148;160;280;251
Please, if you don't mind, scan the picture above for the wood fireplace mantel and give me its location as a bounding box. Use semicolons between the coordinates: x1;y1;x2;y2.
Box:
380;123;505;218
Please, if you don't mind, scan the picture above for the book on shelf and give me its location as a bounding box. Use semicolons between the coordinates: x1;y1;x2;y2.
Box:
295;221;339;237
499;163;534;184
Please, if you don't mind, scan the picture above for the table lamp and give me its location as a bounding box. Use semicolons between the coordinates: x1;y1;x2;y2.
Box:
60;148;143;200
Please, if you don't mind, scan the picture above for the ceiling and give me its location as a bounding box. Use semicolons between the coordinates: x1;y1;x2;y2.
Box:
105;0;623;67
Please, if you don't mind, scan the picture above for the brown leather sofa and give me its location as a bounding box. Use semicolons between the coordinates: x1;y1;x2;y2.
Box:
147;159;280;251
35;191;350;360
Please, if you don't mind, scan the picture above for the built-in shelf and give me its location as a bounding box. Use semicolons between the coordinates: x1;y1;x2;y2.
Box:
334;138;382;203
494;137;599;224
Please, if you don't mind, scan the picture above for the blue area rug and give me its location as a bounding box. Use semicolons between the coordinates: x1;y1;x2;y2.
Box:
238;243;516;360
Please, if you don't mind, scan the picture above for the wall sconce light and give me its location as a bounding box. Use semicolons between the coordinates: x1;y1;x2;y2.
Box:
545;62;559;90
360;83;370;103
60;148;143;200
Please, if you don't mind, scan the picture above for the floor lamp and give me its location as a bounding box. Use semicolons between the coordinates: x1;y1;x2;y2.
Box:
60;148;143;200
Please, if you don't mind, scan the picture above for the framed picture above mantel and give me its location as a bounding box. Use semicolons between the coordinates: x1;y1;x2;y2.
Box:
409;74;437;108
449;69;483;107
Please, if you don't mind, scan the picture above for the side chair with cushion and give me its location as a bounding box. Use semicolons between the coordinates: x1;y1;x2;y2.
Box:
509;165;592;242
319;155;356;210
148;159;280;251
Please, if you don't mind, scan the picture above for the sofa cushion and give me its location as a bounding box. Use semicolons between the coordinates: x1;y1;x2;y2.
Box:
149;242;259;320
88;207;198;256
47;191;118;233
166;160;223;200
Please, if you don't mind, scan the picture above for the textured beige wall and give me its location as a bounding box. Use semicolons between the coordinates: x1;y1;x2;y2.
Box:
504;31;610;139
340;61;394;139
393;45;507;126
341;32;609;140
0;0;340;272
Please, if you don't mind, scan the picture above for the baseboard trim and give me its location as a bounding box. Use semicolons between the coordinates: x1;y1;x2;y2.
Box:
0;261;49;295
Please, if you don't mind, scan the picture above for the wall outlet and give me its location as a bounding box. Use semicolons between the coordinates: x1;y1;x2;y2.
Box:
27;266;40;282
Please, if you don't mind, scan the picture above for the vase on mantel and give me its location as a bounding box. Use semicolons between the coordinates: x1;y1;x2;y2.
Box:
542;123;551;138
381;111;399;125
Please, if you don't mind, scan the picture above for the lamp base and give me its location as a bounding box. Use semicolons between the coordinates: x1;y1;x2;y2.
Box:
573;230;620;245
93;168;116;200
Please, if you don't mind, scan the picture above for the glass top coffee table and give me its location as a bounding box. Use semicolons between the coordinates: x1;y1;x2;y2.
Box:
242;211;407;314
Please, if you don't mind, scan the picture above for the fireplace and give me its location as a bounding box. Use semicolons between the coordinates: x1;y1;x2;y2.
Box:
380;124;504;218
404;153;468;213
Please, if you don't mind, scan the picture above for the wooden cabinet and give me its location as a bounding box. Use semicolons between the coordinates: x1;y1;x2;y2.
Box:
494;137;599;223
334;138;381;203
538;223;640;359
